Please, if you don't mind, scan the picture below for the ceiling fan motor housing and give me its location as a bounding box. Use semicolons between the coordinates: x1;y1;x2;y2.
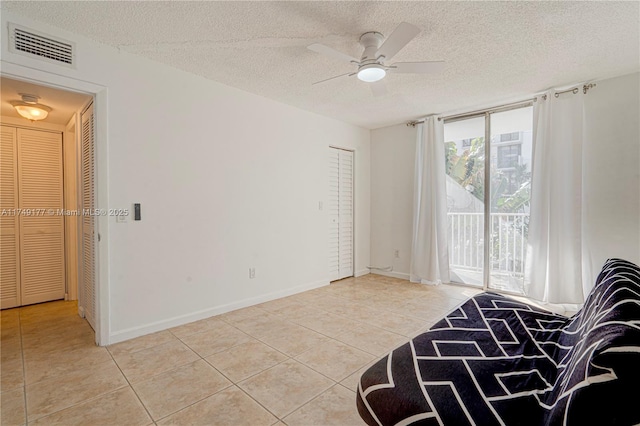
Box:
359;32;384;62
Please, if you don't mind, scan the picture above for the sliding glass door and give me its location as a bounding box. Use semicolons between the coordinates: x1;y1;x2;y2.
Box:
488;108;533;293
443;117;485;287
443;106;533;293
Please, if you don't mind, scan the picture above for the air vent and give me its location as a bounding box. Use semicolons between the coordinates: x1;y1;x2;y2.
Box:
9;24;75;67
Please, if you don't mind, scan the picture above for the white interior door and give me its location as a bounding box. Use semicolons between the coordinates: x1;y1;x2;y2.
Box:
328;147;354;281
80;103;96;329
17;128;65;305
328;149;340;281
0;126;21;309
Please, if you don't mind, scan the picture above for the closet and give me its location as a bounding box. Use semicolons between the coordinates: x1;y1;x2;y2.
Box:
0;125;65;309
328;147;354;281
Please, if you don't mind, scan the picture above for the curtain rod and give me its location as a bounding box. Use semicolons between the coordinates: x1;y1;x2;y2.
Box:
406;83;596;127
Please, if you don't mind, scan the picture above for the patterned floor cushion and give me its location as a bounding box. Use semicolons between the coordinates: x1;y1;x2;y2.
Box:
357;258;640;426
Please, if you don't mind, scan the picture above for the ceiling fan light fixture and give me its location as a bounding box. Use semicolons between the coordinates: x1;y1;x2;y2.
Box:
357;65;386;83
10;94;51;122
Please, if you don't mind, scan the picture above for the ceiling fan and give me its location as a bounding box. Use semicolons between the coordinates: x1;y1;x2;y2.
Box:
307;22;444;96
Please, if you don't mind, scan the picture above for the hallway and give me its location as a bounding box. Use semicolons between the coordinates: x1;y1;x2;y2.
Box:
1;301;121;425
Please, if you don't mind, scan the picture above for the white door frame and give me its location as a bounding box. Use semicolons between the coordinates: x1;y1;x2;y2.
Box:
1;62;110;345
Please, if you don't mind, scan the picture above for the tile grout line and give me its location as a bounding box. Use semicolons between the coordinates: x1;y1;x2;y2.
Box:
201;346;291;385
269;290;434;334
210;316;377;383
189;326;298;422
18;307;28;426
7;277;469;425
105;345;155;423
280;382;354;424
168;327;282;422
235;295;407;348
197;322;357;421
253;308;405;358
196;328;366;407
148;328;283;424
248;333;370;385
26;386;131;424
233;380;286;423
197;286;419;389
168;324;352;423
19;304;125;424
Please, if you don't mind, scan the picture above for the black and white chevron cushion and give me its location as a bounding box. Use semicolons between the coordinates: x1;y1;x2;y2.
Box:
357;258;640;426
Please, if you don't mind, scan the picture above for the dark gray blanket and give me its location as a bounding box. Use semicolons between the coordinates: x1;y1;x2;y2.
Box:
357;258;640;425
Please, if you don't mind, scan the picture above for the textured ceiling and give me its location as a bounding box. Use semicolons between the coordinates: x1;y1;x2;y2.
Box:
3;1;639;129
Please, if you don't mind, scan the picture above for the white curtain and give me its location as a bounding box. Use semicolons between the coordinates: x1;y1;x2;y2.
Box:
525;89;590;304
410;117;450;285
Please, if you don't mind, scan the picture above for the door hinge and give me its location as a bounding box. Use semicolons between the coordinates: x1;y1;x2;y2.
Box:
98;233;101;242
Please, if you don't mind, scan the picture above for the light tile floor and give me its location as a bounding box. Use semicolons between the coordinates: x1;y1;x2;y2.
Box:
1;274;480;426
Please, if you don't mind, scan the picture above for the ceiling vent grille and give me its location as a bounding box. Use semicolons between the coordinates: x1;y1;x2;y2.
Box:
9;24;75;67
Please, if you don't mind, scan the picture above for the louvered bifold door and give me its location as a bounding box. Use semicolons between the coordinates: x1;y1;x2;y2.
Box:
338;150;354;278
17;128;65;305
328;147;354;282
1;126;20;308
80;103;96;329
328;148;340;281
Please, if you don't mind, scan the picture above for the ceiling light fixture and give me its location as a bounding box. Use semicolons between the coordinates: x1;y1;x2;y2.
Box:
10;94;51;122
357;64;386;83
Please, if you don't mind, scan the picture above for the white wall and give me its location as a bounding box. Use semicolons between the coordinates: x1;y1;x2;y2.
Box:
370;124;416;279
1;11;370;343
371;72;640;283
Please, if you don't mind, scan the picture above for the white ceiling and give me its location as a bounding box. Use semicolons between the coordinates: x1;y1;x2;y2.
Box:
1;77;92;125
3;1;639;129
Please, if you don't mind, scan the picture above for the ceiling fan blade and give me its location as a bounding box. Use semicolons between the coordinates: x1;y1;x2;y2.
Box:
376;22;421;62
312;72;354;85
369;80;388;97
389;61;445;74
307;43;359;64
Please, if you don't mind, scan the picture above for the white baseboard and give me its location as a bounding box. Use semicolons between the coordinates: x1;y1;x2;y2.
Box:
354;269;370;277
108;279;329;345
369;269;410;281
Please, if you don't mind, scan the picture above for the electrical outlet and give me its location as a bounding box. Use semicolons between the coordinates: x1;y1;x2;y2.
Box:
249;268;256;279
394;249;400;259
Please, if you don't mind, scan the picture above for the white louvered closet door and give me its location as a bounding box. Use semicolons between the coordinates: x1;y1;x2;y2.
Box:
1;126;20;308
328;147;354;281
17;128;65;305
80;103;96;329
328;149;340;281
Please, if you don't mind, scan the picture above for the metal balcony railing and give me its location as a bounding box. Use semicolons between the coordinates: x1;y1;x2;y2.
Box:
447;212;529;277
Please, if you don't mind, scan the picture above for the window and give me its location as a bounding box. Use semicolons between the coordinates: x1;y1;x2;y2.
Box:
500;131;520;142
497;144;521;169
443;106;533;294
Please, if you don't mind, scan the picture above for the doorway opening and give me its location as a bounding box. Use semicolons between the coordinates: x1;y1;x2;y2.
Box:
0;76;97;335
443;105;533;294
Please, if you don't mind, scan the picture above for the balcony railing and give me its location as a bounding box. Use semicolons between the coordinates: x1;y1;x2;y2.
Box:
447;212;529;277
